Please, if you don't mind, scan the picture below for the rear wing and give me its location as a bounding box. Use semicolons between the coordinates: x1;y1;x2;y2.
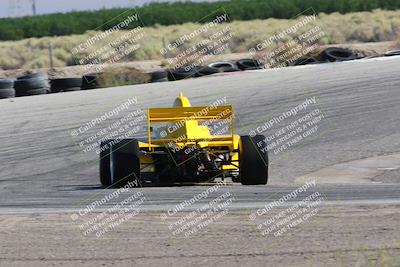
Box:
147;105;234;147
148;106;233;122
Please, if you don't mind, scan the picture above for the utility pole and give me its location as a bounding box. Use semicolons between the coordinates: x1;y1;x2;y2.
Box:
31;0;37;16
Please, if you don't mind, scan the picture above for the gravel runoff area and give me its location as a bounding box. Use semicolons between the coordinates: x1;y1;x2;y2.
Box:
0;205;399;267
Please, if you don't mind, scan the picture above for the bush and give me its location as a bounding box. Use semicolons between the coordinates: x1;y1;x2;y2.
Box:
96;67;150;87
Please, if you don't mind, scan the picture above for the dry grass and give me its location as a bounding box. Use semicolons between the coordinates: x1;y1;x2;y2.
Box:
0;9;399;70
96;66;151;87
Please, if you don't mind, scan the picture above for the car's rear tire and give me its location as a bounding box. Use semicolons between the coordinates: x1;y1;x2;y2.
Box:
99;140;114;187
239;135;268;185
110;139;141;187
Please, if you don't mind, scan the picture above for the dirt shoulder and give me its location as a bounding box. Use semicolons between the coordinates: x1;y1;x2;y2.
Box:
0;205;399;267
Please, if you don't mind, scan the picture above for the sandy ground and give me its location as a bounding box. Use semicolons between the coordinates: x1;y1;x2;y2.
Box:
0;205;399;267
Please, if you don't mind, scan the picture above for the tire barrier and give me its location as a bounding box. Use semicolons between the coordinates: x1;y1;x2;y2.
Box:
167;68;197;81
208;61;240;73
81;74;99;90
236;59;263;70
0;79;15;99
194;66;219;77
50;78;82;93
149;70;168;83
290;56;320;66
0;47;365;97
320;47;355;62
14;74;50;97
17;72;48;81
384;50;400;57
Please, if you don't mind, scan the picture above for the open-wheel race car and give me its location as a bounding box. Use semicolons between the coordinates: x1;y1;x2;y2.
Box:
99;93;268;187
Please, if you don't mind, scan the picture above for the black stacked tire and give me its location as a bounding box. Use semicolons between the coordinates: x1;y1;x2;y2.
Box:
167;68;197;81
320;47;355;62
81;74;98;90
239;135;268;185
149;70;168;83
236;59;263;70
194;66;219;77
14;74;50;97
17;72;48;80
110;139;141;187
50;78;82;93
208;61;240;73
290;56;320;66
0;79;15;99
385;50;400;57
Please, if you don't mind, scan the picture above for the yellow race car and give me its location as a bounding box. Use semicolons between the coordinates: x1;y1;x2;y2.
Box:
100;93;268;187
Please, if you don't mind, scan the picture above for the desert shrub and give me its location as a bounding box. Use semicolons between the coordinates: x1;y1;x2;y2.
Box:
96;67;150;87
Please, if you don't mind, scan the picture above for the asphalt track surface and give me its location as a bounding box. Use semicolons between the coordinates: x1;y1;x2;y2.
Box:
0;56;399;213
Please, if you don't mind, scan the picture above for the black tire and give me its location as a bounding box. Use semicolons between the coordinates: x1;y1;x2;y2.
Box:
239;135;268;185
208;62;240;73
14;78;50;90
320;47;355;62
236;59;263;70
110;139;141;187
62;87;82;92
385;50;400;57
152;77;169;83
81;74;98;90
167;68;197;81
100;140;114;187
290;56;320;66
216;66;240;72
16;88;49;97
194;66;219;77
17;72;48;80
149;70;168;82
0;88;15;99
0;79;14;89
51;78;82;91
208;61;236;69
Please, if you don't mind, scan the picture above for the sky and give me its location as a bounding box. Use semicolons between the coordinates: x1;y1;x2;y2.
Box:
0;0;217;18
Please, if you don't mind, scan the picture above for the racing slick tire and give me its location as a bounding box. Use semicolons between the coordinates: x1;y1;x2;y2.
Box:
110;139;141;187
99;140;114;187
239;135;268;185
